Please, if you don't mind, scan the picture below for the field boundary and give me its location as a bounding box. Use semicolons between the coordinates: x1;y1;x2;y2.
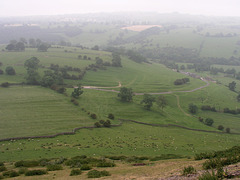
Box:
0;118;239;142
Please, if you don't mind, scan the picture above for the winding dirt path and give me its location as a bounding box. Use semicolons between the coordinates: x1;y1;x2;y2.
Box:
83;79;210;96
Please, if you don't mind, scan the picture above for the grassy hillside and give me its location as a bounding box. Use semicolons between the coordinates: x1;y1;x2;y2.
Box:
0;86;94;139
0;46;239;163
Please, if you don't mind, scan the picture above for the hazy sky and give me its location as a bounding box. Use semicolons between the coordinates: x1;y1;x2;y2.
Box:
1;0;240;17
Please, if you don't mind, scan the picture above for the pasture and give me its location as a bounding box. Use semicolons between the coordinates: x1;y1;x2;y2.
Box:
0;46;240;163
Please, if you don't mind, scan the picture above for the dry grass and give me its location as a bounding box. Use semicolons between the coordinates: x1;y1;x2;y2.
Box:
8;159;204;180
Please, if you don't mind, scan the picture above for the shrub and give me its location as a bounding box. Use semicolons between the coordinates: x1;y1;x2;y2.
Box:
18;168;27;174
1;82;9;87
202;159;221;170
103;120;111;127
108;113;115;120
0;162;4;166
0;69;3;75
107;155;127;161
96;161;115;167
5;66;16;75
25;169;47;176
3;170;19;177
94;122;101;128
70;169;82;176
0;175;3;179
198;170;218;180
0;166;7;172
46;164;63;171
182;166;196;176
226;128;231;133
15;160;39;167
189;103;198;114
204;118;214;126
80;164;91;171
218;125;224;131
90;113;97;119
99;120;105;124
87;170;110;178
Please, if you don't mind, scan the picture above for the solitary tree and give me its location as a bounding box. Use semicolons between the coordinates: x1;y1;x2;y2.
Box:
226;128;231;133
189;103;198;114
37;43;50;52
118;87;134;102
156;95;167;110
5;66;16;75
228;81;236;91
204;118;214;126
24;57;40;84
71;85;83;98
218;125;224;131
141;94;155;110
112;52;122;67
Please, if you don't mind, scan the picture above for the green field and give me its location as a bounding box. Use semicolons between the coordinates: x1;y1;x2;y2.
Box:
0;16;240;166
0;46;240;162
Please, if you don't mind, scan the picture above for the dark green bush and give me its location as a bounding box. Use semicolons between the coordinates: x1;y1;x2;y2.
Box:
18;168;28;174
107;155;127;161
103;120;111;127
70;169;82;176
0;162;4;166
182;166;196;176
90;113;97;119
3;170;19;177
0;175;3;179
1;82;9;87
47;164;63;171
15;160;39;167
94;122;101;127
96;161;115;167
80;164;91;171
25;169;47;176
87;170;110;178
108;113;115;120
0;166;7;172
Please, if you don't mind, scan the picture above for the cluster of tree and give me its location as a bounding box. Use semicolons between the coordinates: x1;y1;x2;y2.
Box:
94;120;111;128
49;64;84;80
24;57;40;84
91;45;99;51
41;70;64;87
78;55;91;60
203;32;237;38
201;105;217;112
50;84;66;94
140;94;168;110
223;108;240;115
105;47;147;64
112;52;122;67
5;41;25;51
174;78;190;85
228;81;236;91
5;39;50;52
198;117;214;126
126;50;147;63
23;57;64;87
152;49;240;66
141;47;198;63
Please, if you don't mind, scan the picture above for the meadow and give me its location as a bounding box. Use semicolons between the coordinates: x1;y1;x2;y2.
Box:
0;46;240;163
